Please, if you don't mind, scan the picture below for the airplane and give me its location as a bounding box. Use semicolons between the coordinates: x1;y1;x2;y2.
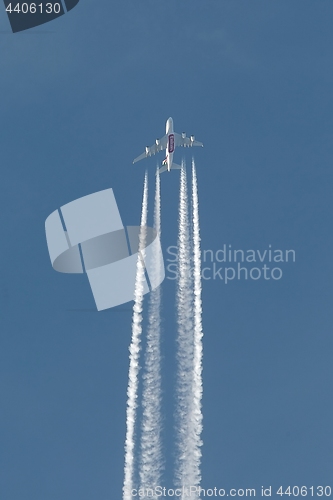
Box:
133;117;203;174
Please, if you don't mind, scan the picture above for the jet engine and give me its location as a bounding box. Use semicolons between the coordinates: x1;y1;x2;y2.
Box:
181;132;186;139
190;135;195;142
156;138;160;145
146;146;150;155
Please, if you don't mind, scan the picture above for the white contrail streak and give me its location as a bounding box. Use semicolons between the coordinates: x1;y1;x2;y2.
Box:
139;168;163;494
175;162;195;495
190;158;204;491
175;160;204;499
123;172;149;500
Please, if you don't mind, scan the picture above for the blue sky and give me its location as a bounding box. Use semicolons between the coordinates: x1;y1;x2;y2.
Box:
1;1;333;499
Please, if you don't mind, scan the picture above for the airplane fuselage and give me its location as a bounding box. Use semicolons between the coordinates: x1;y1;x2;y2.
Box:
165;117;174;172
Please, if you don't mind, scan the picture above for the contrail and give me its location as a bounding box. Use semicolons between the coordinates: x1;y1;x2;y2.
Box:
175;160;204;499
123;172;149;500
190;158;204;491
139;168;163;494
175;161;195;495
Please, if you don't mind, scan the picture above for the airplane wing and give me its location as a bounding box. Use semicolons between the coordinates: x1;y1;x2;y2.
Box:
174;132;203;148
133;134;168;164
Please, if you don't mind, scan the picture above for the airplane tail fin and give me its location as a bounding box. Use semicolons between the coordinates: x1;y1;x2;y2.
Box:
158;163;182;174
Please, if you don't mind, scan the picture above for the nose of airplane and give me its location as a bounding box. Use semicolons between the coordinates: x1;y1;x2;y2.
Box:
166;117;173;133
